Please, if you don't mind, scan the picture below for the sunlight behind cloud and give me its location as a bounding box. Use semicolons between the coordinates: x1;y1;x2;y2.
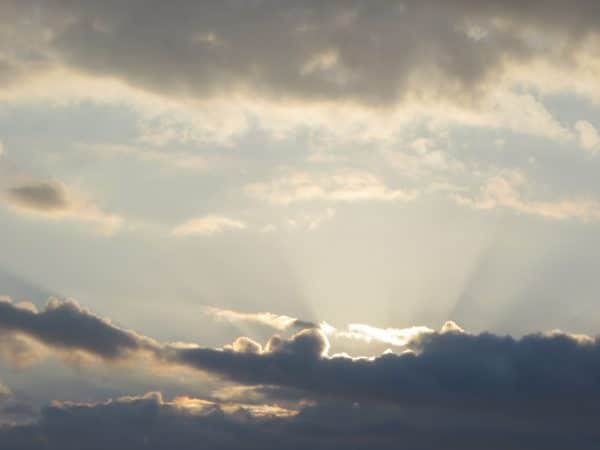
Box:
172;216;247;236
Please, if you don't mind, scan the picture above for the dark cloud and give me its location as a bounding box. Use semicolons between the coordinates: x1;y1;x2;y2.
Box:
6;182;69;213
263;329;328;357
0;298;156;360
1;178;122;232
290;319;319;330
174;327;600;416
5;1;600;106
2;298;600;447
1;390;599;449
3;297;600;419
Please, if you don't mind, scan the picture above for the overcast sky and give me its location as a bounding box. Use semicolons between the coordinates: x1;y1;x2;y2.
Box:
2;1;600;448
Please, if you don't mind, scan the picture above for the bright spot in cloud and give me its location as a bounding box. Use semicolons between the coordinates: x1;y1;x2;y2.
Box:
172;216;246;236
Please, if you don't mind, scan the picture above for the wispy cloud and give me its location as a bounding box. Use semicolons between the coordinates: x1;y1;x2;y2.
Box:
172;215;246;236
454;172;600;221
321;322;434;347
204;306;315;331
246;170;417;205
1;179;122;235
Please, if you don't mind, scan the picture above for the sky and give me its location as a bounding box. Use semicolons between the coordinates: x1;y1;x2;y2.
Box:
2;1;600;448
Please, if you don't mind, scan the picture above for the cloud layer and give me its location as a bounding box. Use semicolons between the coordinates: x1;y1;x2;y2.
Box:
3;389;600;450
4;2;600;448
2;298;600;447
6;0;600;107
2;298;600;415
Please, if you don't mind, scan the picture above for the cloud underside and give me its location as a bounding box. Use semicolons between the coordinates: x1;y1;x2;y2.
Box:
2;389;600;450
4;0;600;107
2;297;600;447
1;297;600;412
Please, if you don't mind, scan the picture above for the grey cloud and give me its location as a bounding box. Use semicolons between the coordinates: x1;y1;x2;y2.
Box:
0;298;156;360
4;297;600;417
1;390;600;449
174;327;600;414
1;178;123;233
1;298;600;447
6;1;600;106
290;319;319;330
7;182;69;213
263;329;329;357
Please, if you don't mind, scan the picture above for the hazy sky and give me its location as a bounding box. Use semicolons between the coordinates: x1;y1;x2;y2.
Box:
2;1;600;448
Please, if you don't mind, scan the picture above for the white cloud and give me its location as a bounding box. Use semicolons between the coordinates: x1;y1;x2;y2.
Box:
322;322;434;347
204;306;304;331
245;170;417;205
206;305;434;348
172;215;246;236
454;172;600;221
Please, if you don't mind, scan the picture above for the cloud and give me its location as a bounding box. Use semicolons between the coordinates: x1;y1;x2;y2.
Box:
2;179;122;234
0;330;45;368
6;0;600;109
172;215;247;236
454;172;600;221
0;297;156;361
575;120;600;152
7;182;69;212
0;0;589;152
0;381;37;427
173;325;600;417
3;374;600;449
4;297;600;418
2;299;600;448
0;392;301;450
322;322;434;347
226;337;264;355
246;170;417;205
205;306;317;332
206;306;432;348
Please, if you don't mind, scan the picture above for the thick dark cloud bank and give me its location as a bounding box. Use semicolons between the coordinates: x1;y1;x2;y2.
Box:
1;298;600;448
